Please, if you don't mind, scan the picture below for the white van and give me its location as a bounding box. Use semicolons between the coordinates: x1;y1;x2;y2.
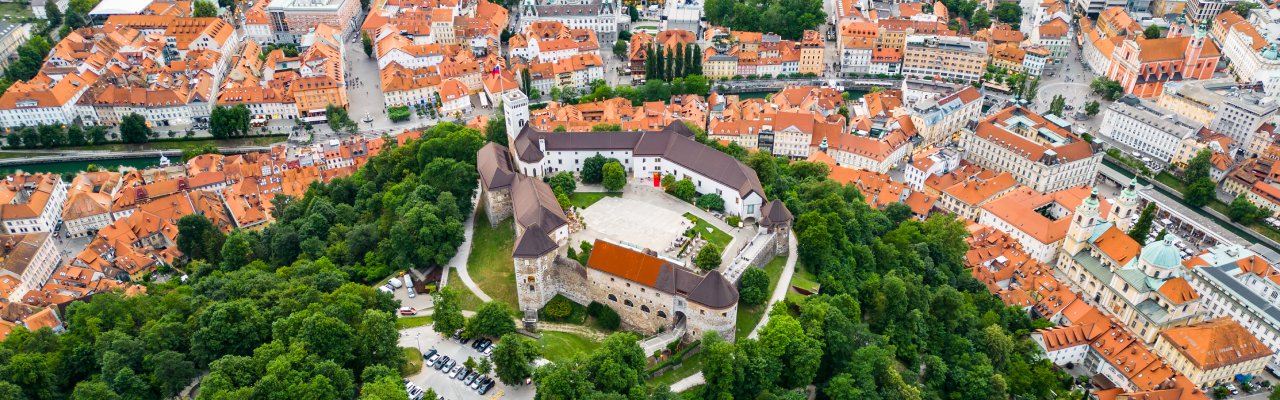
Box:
387;277;404;289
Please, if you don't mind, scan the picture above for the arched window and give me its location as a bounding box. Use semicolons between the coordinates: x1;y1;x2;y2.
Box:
641;305;650;313
608;294;617;302
657;311;667;318
624;299;634;307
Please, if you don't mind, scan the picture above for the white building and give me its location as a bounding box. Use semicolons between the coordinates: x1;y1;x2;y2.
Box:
0;174;68;235
962;106;1102;193
516;0;627;44
907;85;983;147
1099;96;1202;163
903;147;962;191
502;91;767;219
0;232;59;302
1185;244;1280;371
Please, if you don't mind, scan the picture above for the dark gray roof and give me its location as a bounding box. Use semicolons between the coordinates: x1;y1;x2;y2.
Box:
477;142;516;191
513;223;559;257
511;174;568;234
513;122;765;199
529;0;605;16
759;200;791;226
686;270;738;309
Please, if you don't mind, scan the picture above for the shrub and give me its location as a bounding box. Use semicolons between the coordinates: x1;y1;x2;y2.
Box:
545;296;572;320
726;215;741;227
587;301;621;330
697;193;725;212
388;106;411;122
738;267;769;305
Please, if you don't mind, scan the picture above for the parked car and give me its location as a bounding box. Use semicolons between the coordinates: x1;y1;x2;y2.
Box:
432;356;447;370
479;380;495;395
387;277;403;288
483;345;494;356
423;350;438;362
399;307;417;316
404;274;415;298
470;376;486;390
459;336;471;345
443;358;456;371
467;372;481;385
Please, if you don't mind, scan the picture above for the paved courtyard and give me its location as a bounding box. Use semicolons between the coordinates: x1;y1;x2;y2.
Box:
575;195;692;257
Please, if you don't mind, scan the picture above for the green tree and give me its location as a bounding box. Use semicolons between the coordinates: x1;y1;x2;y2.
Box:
45;1;63;28
1090;77;1125;100
1234;1;1260;16
220;230;254;270
1229;195;1264;224
477;357;493;375
177;214;226;263
546;171;576;195
144;350;197;397
1185;149;1213;183
695;243;722;271
89;125;109;144
992;2;1021;28
1186;178;1217;207
433;287;466;336
492;333;540;385
1143;24;1163;39
1049;95;1066;116
738;267;769;305
667;178;696;201
581;154;609;183
362;32;374;58
193;0;217;17
71;380;120;400
613;39;627;59
601;160;626;191
467;301;515;338
1129;203;1156;244
119;113;152;143
37;124;65;148
66;123;86;146
485;110;507;143
1085;100;1101;116
697;193;725;211
970;8;991;30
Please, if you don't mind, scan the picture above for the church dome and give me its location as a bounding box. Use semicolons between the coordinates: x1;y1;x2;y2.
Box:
1140;236;1181;270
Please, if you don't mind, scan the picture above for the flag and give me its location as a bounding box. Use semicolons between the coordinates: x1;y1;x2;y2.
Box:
491;65;501;76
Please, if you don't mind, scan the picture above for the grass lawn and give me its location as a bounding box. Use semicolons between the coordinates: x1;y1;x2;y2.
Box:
785;262;820;305
569;192;620;209
396;315;434;330
0;152;50;159
0;3;33;21
648;351;706;387
466;212;518;309
402;347;423;376
537;331;601;363
733;257;787;341
682;213;732;250
1154;172;1187;192
447;267;486;311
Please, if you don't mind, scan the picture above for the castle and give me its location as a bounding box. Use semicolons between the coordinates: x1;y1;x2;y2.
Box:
474;90;792;341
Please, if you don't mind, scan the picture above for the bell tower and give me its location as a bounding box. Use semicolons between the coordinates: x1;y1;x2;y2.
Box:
503;90;530;148
1063;187;1102;256
1110;178;1140;232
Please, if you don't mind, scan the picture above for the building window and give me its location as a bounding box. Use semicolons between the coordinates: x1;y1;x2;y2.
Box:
608;294;617;302
624;300;634;307
657;310;667;318
641;305;650;313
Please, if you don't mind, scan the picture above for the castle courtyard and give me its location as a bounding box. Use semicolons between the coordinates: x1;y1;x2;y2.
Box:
574;193;692;257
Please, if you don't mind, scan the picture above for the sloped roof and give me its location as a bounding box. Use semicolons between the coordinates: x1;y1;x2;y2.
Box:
511;174;567;234
586;240;739;309
1160;318;1273;370
513;223;559;258
760;199;792;226
477;142;516;190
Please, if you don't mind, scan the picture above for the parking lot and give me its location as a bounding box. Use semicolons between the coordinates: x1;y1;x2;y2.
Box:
399;325;536;400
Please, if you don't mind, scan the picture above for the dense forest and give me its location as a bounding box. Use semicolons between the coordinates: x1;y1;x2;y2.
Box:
0;123;484;399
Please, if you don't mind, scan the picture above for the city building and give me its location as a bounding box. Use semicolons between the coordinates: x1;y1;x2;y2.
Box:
1100;96;1202;163
961;106;1102;193
516;0;626;44
907;85;983;147
264;0;359;44
1058;187;1205;343
62;172;122;238
901;35;988;82
0;232;59;302
1157;79;1280;155
0;23;31;70
1185;244;1280;371
978;185;1111;263
1106;28;1220;98
1153;318;1273;386
0;174;68;235
935;170;1017;220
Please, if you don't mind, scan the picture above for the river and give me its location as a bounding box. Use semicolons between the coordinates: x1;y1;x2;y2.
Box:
0;156;163;175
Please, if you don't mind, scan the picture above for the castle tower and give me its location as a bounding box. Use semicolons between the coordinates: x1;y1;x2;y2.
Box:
502;90;530;148
513;224;560;316
1110;178;1140;232
759;200;792;255
1062;188;1102;256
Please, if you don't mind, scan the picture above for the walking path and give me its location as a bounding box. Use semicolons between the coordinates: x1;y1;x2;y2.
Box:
447;192;492;303
669;234;798;392
538;322;611;341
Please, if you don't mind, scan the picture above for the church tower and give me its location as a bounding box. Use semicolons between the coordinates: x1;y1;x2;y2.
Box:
1110;178;1140;232
1063;188;1102;257
502;90;530;148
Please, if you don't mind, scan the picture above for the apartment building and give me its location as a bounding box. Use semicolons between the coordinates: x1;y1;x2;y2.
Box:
902;35;988;82
0;232;59;302
1100;96;1202;163
0;174;67;236
1185;245;1280;371
1153;318;1273;387
264;0;358;44
961;106;1102;193
516;0;626;43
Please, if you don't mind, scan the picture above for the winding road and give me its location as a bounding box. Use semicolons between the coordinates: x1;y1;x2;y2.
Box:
448;193;492;303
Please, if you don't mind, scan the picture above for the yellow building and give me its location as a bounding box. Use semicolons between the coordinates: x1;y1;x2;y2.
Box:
902;35;988;81
1155;82;1218;125
704;53;738;79
799;30;825;75
1152;318;1273;387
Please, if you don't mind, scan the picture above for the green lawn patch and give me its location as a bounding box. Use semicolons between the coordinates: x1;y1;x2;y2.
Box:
681;213;732;250
0;152;49;159
446;267;486;311
0;3;33;21
1154;172;1187;193
648;351;706;387
538;294;588;324
396;315;434;330
734;257;787;341
786;262;820;305
466;212;518;309
569;192;620;209
538;331;601;363
402;347;423;376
